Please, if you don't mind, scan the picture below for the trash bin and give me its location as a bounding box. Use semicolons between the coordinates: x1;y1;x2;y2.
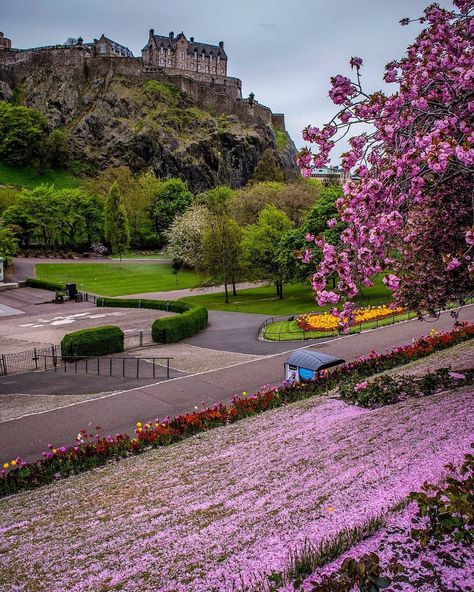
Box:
66;283;77;299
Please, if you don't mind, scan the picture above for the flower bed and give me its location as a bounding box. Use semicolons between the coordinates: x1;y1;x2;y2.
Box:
297;304;407;333
339;367;474;408
1;323;473;498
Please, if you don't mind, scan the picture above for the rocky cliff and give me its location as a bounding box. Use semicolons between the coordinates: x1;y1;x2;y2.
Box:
0;52;298;191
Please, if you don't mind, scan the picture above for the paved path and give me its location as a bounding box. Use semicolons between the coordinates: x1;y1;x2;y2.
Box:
0;305;472;463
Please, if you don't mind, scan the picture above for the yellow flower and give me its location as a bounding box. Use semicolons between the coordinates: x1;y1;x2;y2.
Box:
137;427;143;433
3;462;9;470
136;421;142;428
327;506;335;512
242;391;247;397
10;460;17;466
154;422;159;428
52;449;57;454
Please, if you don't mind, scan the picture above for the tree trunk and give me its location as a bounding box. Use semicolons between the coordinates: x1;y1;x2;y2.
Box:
224;281;229;304
279;281;284;300
232;275;237;296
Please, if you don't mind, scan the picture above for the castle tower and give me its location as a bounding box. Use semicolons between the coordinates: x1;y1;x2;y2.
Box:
0;32;12;50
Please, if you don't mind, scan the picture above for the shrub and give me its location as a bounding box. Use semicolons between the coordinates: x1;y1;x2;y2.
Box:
26;277;64;291
96;297;208;343
152;305;208;343
61;325;124;358
339;368;474;409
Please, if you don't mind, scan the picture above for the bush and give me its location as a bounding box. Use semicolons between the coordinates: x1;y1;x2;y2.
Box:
96;297;208;343
61;325;124;358
339;368;474;409
152;304;208;343
26;277;64;291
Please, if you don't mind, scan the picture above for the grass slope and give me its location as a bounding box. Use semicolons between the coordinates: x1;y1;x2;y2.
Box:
1;342;472;591
0;162;83;189
35;262;200;296
181;275;391;315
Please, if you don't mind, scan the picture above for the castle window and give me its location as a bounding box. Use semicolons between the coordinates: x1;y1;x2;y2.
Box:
99;44;107;54
180;51;185;59
160;58;164;64
160;47;164;54
167;59;171;65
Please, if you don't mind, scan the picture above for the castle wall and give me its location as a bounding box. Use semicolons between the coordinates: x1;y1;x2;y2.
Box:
0;49;286;132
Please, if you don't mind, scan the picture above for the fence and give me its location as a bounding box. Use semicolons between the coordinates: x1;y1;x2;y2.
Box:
258;311;418;342
37;355;173;380
0;330;155;376
0;345;62;376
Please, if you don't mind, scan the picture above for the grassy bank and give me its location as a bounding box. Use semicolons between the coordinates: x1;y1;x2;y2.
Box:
181;276;391;315
0;163;83;189
35;262;200;296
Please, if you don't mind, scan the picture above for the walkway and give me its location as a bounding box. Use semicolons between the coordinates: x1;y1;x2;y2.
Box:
0;305;472;463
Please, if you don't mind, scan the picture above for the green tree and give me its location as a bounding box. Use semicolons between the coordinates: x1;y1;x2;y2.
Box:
104;182;130;261
276;185;345;285
251;149;284;184
150;179;193;245
2;185;104;251
232;179;321;225
0;102;48;166
199;185;234;216
43;129;70;168
87;167;159;249
242;204;293;298
0;224;19;264
200;215;244;303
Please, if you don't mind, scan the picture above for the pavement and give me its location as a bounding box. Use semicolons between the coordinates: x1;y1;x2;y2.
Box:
0;304;472;463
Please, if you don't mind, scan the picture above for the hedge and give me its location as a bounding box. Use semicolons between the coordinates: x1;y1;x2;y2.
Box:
61;325;124;358
96;297;208;344
26;277;65;291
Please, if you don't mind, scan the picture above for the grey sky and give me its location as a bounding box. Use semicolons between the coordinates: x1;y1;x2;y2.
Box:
2;0;438;158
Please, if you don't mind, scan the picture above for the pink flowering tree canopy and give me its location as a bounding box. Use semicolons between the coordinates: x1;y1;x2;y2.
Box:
297;0;473;327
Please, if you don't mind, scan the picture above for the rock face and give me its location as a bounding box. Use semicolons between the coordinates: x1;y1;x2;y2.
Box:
0;52;298;191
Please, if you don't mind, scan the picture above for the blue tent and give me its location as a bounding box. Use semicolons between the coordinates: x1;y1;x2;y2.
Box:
284;350;345;382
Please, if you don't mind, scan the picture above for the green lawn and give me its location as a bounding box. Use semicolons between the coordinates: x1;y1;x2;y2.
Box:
35;262;200;296
111;252;169;260
263;311;417;341
181;276;391;315
0;163;83;189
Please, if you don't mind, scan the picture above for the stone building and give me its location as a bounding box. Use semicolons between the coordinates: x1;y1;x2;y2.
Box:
310;166;351;186
87;34;133;58
142;30;227;77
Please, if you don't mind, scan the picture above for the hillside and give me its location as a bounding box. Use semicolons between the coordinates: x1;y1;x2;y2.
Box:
0;55;298;192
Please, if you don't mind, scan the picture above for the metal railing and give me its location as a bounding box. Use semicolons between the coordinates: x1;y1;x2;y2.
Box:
0;345;61;376
0;331;154;376
37;355;173;380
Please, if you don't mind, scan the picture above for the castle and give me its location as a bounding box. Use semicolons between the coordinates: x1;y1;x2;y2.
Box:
0;29;288;133
0;30;231;88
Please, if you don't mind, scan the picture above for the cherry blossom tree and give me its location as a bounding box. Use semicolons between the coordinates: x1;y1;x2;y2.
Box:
297;0;473;328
